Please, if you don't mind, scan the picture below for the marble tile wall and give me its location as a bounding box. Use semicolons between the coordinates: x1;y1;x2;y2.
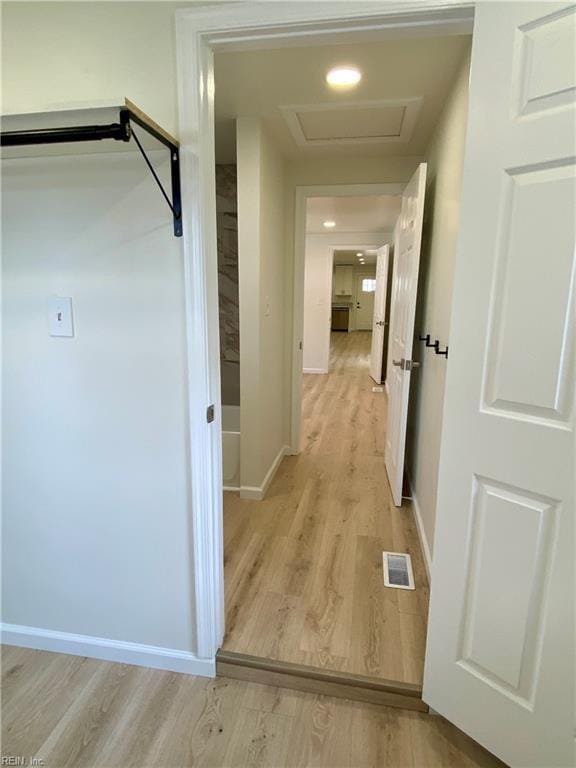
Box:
216;164;240;406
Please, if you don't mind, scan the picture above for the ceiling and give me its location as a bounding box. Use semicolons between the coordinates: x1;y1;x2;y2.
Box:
214;34;471;162
306;195;401;234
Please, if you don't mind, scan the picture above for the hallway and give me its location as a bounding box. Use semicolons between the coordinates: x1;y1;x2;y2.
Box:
222;332;428;685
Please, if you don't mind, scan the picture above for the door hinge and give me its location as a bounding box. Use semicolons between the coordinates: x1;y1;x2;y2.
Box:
206;404;215;423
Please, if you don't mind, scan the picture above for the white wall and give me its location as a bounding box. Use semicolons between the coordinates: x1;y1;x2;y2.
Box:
1;2;181;136
303;233;390;373
0;3;203;663
236;118;261;491
2;152;194;653
260;127;288;478
237;118;287;493
407;46;472;565
303;236;334;374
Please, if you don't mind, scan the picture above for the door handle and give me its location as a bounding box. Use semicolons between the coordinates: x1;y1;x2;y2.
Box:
376;321;386;327
392;359;420;370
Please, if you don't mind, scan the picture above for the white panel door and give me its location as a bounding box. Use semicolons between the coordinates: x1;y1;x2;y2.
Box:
424;4;575;767
355;273;376;330
385;163;427;506
370;245;390;383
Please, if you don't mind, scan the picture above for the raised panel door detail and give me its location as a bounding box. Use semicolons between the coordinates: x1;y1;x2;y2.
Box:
458;476;559;706
482;159;575;425
516;5;576;117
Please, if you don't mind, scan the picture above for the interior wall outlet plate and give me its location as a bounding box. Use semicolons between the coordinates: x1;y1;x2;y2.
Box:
48;296;74;337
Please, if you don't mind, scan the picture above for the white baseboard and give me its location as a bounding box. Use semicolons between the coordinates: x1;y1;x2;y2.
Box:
240;444;289;501
223;485;240;492
239;487;264;500
1;623;216;677
408;485;432;584
303;367;328;374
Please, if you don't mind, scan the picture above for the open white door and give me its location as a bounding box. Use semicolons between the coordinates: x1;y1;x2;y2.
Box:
385;164;427;506
369;245;390;383
424;4;575;767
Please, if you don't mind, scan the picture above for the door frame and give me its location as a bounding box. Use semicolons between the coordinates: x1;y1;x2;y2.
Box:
293;183;404;448
304;237;391;373
175;0;474;661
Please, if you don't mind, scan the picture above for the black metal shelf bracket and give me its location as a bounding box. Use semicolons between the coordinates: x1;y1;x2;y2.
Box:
122;109;182;237
1;106;183;238
129;125;182;236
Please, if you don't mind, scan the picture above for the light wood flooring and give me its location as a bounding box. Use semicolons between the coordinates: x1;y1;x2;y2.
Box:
2;645;506;767
223;332;429;685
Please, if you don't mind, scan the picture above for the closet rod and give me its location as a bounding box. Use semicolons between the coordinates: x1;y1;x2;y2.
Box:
1;122;129;147
0;106;182;237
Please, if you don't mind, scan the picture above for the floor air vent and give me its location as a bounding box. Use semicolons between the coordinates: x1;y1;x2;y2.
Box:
383;551;415;590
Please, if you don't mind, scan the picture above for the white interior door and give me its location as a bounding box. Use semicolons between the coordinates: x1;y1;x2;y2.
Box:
354;273;376;330
424;4;575;767
370;245;390;383
384;163;427;506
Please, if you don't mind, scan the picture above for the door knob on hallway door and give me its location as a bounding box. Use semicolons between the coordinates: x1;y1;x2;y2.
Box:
392;359;420;370
404;360;420;371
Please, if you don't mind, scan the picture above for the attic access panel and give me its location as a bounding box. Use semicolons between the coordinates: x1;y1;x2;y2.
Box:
0;99;182;237
300;105;406;141
281;98;422;148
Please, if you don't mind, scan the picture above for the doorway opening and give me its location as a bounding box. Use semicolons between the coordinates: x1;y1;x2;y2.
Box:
211;26;471;698
177;2;575;763
300;191;400;382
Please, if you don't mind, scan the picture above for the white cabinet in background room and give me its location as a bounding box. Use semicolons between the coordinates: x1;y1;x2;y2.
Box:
333;266;353;297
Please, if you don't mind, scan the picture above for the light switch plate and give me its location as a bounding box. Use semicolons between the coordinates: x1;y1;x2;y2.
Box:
48;296;74;337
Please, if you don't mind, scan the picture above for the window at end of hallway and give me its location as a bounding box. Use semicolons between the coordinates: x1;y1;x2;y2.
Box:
362;278;376;293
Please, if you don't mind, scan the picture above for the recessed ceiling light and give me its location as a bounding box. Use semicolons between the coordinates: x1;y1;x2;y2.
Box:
326;66;362;89
356;252;363;257
323;220;336;228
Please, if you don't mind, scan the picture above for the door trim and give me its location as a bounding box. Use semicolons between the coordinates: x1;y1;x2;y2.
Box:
175;0;474;662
